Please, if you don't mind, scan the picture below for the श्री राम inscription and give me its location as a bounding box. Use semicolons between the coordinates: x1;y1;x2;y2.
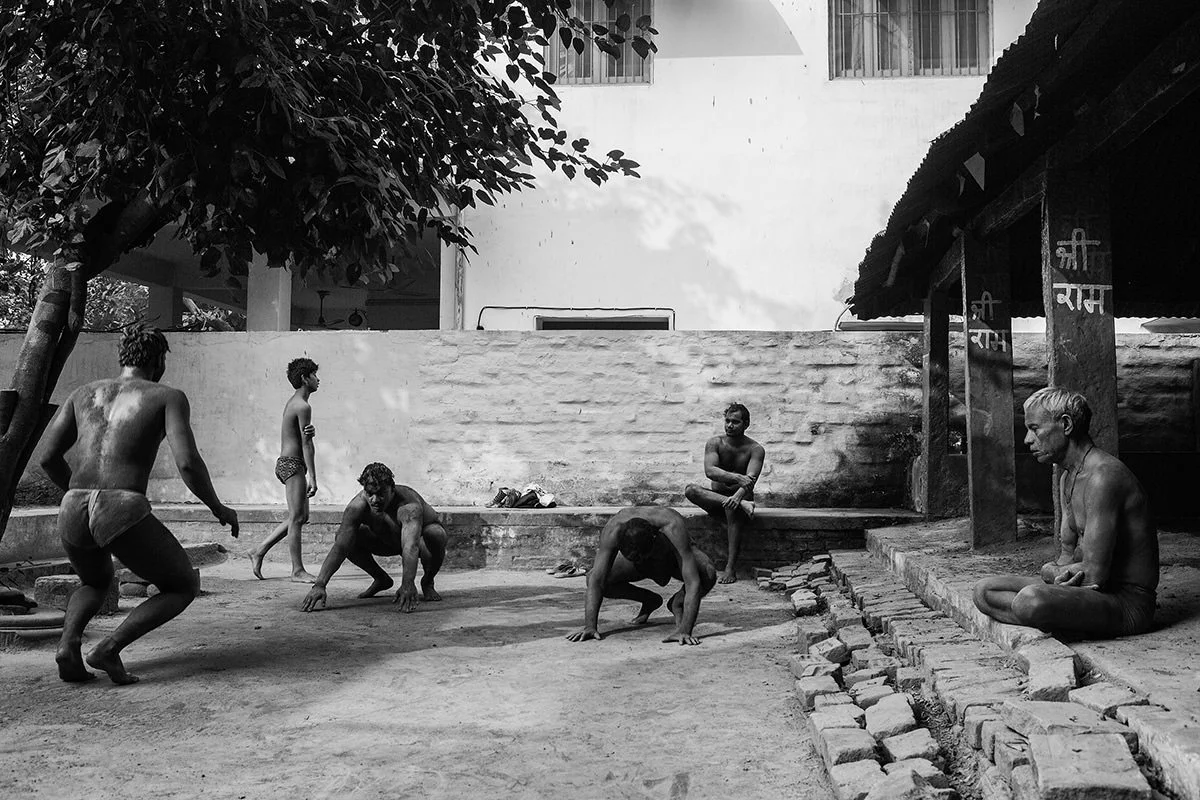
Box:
1052;282;1111;315
1055;227;1102;272
967;289;1009;352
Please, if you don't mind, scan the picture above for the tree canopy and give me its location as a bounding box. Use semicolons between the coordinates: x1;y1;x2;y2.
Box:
0;0;654;286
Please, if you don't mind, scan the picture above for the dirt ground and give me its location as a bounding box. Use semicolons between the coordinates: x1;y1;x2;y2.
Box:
0;564;834;800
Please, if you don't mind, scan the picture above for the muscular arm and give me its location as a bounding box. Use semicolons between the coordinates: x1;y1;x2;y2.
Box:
396;503;423;591
567;520;619;640
702;439;756;490
38;397;79;491
302;504;362;610
165;391;238;536
663;519;703;639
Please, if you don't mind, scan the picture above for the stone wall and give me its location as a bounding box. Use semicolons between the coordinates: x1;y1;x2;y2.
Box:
0;330;926;509
950;333;1200;451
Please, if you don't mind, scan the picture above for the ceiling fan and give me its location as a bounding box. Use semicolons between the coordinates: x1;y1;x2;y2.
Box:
314;290;344;329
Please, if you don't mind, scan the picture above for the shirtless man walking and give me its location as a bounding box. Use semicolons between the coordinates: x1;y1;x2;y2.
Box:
250;357;319;582
39;326;239;684
300;463;448;613
973;387;1159;638
567;506;717;645
685;403;765;584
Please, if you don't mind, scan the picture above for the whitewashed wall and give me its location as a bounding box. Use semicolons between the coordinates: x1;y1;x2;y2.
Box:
463;0;1038;331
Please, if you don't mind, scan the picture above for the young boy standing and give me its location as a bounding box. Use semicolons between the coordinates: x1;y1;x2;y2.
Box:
250;357;320;582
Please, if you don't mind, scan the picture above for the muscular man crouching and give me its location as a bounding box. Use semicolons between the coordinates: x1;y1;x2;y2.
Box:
567;506;717;645
301;463;447;613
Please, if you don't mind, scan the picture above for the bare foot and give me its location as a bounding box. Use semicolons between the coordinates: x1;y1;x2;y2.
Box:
718;571;738;584
631;594;664;624
290;570;318;584
85;641;139;685
248;552;265;580
740;500;756;519
55;646;96;683
357;576;395;598
420;579;442;601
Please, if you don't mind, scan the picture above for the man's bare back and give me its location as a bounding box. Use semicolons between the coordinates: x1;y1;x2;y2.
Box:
40;327;237;685
67;378;181;490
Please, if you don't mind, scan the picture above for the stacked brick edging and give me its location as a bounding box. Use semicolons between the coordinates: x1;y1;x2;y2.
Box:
770;549;1158;799
858;525;1194;799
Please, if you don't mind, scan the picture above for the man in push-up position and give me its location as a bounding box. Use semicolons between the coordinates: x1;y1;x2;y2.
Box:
567;506;717;646
973;387;1159;638
39;326;239;684
300;463;448;613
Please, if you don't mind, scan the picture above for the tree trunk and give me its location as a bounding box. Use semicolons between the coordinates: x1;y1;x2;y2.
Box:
0;194;164;543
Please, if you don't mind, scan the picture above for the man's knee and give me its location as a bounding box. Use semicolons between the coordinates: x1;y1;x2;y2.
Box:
684;484;703;502
1011;585;1051;627
157;568;200;602
972;579;992;613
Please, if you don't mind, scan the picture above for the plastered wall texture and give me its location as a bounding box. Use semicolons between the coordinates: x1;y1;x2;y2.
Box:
0;330;924;509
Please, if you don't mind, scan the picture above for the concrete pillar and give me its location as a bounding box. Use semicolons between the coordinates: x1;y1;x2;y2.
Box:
961;233;1017;548
246;254;292;332
439;239;464;330
147;285;185;328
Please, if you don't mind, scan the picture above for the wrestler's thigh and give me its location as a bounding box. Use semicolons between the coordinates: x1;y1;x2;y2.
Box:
420;523;448;557
64;542;114;589
107;515;198;594
284;473;308;514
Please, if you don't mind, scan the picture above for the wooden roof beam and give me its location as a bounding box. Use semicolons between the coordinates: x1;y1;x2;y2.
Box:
971;156;1047;239
929;234;964;292
1057;9;1200;165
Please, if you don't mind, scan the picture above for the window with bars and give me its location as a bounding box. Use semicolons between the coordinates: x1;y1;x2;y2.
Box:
830;0;990;79
546;0;654;86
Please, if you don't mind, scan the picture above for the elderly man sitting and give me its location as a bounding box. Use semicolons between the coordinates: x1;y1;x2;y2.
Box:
973;387;1158;638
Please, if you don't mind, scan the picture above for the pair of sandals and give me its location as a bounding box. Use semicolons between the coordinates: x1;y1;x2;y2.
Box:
546;562;587;579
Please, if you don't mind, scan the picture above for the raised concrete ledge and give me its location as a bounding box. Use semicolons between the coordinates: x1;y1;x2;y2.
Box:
2;504;920;571
862;518;1200;800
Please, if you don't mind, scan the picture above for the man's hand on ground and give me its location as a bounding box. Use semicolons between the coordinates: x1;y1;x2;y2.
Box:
213;504;239;538
566;628;602;642
301;585;327;612
662;631;701;645
394;584;419;613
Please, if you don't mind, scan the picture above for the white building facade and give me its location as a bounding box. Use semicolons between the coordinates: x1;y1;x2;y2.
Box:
116;0;1039;333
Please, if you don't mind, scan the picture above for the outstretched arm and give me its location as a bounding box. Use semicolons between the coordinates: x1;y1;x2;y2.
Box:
393;504;424;612
38;397;78;491
567;520;618;641
302;505;361;611
165;392;238;537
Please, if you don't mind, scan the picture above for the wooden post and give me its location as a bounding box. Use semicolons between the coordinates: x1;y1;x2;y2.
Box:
961;233;1017;547
922;288;951;517
1192;359;1200;452
1041;164;1118;455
